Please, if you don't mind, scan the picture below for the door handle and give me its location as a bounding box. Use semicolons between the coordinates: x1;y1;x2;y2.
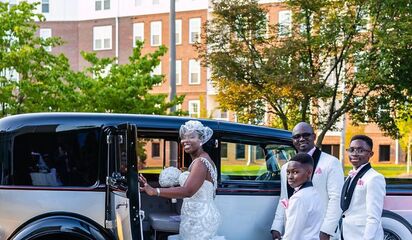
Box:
116;202;128;209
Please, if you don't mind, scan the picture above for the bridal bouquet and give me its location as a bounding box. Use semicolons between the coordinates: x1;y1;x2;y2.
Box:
159;166;182;187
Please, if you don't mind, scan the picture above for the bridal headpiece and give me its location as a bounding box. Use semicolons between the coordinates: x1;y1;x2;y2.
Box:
179;120;213;145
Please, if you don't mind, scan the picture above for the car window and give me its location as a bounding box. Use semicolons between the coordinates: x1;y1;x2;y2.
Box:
9;128;100;187
220;141;295;182
137;137;181;174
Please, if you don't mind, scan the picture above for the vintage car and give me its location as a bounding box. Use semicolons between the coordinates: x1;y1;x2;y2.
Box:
0;113;411;240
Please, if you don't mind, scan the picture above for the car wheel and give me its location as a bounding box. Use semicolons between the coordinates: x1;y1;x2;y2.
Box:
30;233;91;240
384;229;401;240
382;210;412;240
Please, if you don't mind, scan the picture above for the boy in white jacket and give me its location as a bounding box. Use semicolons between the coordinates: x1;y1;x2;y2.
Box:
340;135;386;240
281;153;324;240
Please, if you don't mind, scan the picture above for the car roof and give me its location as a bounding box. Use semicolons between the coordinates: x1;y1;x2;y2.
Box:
0;112;291;142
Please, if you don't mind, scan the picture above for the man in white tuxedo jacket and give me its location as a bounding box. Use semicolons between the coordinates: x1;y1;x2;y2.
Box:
271;122;344;240
340;135;386;240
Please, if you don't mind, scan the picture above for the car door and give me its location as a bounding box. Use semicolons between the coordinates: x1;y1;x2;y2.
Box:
106;124;142;240
215;135;295;239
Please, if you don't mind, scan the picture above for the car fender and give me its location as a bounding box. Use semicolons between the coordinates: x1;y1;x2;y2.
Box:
9;212;114;240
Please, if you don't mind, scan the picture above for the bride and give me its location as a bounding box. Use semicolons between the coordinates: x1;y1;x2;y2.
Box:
139;120;224;240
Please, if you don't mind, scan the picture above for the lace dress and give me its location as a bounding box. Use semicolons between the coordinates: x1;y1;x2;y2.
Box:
168;158;225;240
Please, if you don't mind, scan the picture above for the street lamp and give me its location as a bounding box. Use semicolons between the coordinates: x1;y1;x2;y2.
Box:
169;0;177;167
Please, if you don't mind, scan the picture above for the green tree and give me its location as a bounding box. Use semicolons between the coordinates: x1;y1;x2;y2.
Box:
398;118;412;151
72;41;185;114
0;1;73;116
199;0;412;144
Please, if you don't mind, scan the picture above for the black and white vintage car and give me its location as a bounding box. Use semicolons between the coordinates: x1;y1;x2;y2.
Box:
0;113;410;240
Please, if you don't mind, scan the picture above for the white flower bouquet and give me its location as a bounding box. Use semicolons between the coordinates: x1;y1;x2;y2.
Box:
159;166;182;187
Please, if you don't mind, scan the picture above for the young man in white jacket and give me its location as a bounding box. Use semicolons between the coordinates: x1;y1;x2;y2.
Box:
340;135;386;240
271;122;344;240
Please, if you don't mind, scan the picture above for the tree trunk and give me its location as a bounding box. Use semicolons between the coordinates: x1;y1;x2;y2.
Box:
281;115;289;130
316;128;327;148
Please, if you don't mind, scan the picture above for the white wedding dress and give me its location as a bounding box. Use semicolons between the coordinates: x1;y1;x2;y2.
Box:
168;158;225;240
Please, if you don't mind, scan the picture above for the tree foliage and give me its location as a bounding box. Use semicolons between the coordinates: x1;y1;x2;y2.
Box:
0;1;72;116
72;41;185;114
199;0;412;144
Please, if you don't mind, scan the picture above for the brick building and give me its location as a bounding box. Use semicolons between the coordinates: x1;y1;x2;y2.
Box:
17;0;406;165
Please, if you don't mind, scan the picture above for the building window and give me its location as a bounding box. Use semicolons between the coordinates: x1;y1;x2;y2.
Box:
133;22;144;47
278;10;292;36
220;110;228;119
151;62;162;76
152;0;160;5
322;144;340;159
236;144;245;160
189;59;200;84
221;143;228;159
152;142;160;157
176;19;182;45
176;60;182;85
256;146;265;160
150;21;162;46
214;109;228;120
188;100;200;118
93;25;112;50
189;18;201;44
356;9;369;32
255;14;269;39
39;28;52;52
95;0;110;11
175;104;182;111
92;64;112;79
41;0;49;13
151;62;162;86
1;68;19;81
135;0;142;6
379;145;390;162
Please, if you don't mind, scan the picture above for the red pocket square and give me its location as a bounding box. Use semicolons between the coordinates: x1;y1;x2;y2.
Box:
315;167;322;174
357;179;364;186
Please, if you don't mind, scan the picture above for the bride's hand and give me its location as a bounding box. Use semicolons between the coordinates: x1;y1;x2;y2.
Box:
139;174;157;196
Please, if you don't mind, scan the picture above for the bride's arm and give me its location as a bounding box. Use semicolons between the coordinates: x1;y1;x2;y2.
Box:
139;160;207;199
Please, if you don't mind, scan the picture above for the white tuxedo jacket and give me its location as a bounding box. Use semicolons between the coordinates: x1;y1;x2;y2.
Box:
283;186;324;240
271;151;344;237
342;168;386;240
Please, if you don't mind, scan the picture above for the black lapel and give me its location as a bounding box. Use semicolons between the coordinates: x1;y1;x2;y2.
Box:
299;181;313;190
340;163;372;212
311;148;321;179
340;178;351;211
288;181;313;198
287;163;294;198
287;148;321;198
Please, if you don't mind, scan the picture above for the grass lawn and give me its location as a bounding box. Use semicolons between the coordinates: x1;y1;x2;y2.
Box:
140;164;412;178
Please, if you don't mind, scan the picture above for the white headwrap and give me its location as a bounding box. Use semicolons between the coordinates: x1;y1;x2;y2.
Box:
179;120;213;145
